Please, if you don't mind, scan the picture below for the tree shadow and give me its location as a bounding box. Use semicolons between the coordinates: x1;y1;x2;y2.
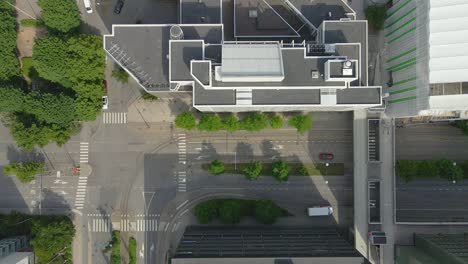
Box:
235;142;254;163
6;145;45;163
260;140;282;162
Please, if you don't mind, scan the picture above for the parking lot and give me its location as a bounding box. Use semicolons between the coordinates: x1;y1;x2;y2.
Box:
395;123;468;223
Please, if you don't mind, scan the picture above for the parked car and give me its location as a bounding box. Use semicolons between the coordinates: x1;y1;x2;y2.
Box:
114;0;124;14
319;153;334;160
307;206;333;216
103;80;108;94
83;0;93;13
102;96;108;110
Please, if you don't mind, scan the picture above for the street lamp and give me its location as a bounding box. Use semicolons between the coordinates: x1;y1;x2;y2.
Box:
325;163;329;182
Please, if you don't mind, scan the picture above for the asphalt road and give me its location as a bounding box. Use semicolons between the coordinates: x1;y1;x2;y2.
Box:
395;123;468;223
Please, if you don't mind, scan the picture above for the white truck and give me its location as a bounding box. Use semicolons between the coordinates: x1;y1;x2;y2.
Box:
307;206;333;216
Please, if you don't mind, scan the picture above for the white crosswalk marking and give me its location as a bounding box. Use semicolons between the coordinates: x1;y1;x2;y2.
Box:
80;142;89;164
90;217;111;232
177;134;188;192
102;112;127;124
76;142;90;210
135;218;158;232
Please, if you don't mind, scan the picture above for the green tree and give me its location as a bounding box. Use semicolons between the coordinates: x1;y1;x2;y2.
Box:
254;200;283;224
460;161;468;179
396;160;418;182
269;115;283;129
175;112;197;130
198;114;223;132
288;114;312;134
437;159;464;181
3;161;45;183
30;219;75;263
0;0;21;81
38;0;80;33
240;112;268;131
25;91;76;127
243;161;262;180
33;35;106;88
0;86;26;113
112;67;129;83
110;231;121;264
272;161;289;182
193;200;219;224
365;4;387;30
218;200;246;224
128;237;137;264
416;161;439;178
299;165;309;176
222;114;240;132
73;84;103;121
208;159;225;175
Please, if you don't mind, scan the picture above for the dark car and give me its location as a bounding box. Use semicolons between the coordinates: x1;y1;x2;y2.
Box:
114;0;124;14
319;153;334;160
103;80;108;94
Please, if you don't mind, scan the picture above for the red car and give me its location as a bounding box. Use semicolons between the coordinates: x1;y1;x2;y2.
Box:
103;80;108;94
319;153;334;160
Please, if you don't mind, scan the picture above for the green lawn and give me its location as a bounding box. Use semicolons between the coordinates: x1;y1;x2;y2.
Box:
202;162;344;176
20;19;45;27
21;57;38;84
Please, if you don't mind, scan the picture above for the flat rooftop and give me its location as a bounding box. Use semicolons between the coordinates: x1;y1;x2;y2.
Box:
104;25;222;91
288;0;354;27
181;0;222;24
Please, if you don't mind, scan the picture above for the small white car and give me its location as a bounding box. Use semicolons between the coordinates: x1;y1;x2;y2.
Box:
102;96;108;110
83;0;93;13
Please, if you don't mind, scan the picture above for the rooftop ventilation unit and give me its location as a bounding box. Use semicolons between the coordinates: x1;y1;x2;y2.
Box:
311;70;319;79
342;60;353;76
249;9;258;18
170;25;184;40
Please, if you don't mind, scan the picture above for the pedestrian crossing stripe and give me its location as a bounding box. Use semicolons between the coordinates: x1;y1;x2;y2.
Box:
102;112;127;124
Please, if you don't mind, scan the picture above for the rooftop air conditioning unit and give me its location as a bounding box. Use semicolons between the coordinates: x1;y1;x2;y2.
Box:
249;9;258;18
311;70;319;79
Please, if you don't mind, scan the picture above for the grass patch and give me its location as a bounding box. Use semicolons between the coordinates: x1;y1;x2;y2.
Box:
110;231;121;264
141;92;158;101
202;162;344;176
21;57;38;83
129;237;137;264
20;19;45;27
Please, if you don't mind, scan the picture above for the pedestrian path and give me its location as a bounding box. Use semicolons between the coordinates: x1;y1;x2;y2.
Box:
102;112;127;124
87;214;160;233
80;142;88;164
177;134;187;192
75;175;88;210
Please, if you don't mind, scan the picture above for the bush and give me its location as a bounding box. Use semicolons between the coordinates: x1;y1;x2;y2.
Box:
194;200;219;224
396;160;466;182
222;114;240;132
254;200;284;224
208;160;225;175
20;19;45;27
218;199;250;224
243;161;262;180
38;0;80;33
112;67;129;83
175;112;197;130
452;120;468;136
240;112;268;131
288;114;312;134
110;231;121;264
128;237;137;264
272;161;289;182
269;115;284;129
365;4;387;30
299;165;309;176
198;114;223;132
3;161;45;183
141;92;158;101
0;0;21;81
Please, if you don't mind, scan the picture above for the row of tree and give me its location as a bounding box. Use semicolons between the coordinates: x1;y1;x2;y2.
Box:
208;160;291;182
396;160;468;182
0;0;20;81
176;112;312;134
0;211;74;264
193;199;287;225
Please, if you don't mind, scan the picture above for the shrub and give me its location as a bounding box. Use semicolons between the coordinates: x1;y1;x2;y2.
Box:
272;161;289;182
288;114;312;134
208;160;225;175
111;67;129;83
365;4;387;30
243;161;262;180
194;200;219;224
198;114;223;132
128;237;137;264
175;112;197;130
452;120;468;135
254;200;284;224
218;199;249;224
269;115;284;129
240;112;268;131
110;231;121;264
395;160;418;182
222;114;240;132
141;92;158;101
299;165;309;176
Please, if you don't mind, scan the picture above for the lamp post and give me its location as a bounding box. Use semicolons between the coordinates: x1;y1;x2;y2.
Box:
325;163;329;184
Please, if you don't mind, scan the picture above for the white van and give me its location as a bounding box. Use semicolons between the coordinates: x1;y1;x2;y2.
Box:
307;206;333;216
83;0;93;13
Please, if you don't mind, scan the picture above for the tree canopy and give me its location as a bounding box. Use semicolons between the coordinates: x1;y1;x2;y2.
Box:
0;0;20;81
175;112;197;130
31;219;75;263
272;161;289;182
240;112;268;131
269;115;283;129
208;159;225;175
243;161;262;180
222;114;240;132
288;114;312;134
365;4;387;30
254;200;284;224
38;0;80;33
193;200;219;224
198;114;223;132
3;161;45;183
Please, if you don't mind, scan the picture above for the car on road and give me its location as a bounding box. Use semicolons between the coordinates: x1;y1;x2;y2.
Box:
319;153;334;160
307;206;333;216
114;0;124;14
102;96;108;110
83;0;93;13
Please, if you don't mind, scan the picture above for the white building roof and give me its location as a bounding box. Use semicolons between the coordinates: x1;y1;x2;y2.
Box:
429;0;468;84
218;43;285;82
